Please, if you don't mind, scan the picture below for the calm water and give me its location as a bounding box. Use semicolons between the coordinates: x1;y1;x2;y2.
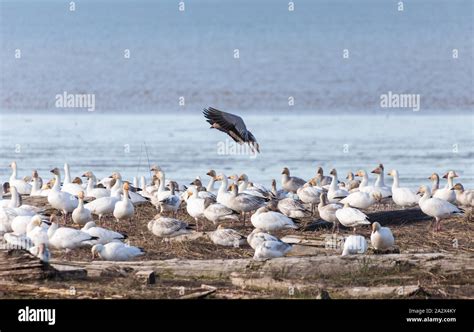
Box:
1;0;473;112
0;113;472;190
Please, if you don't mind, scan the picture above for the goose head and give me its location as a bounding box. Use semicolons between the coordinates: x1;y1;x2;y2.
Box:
316;167;324;176
32;170;39;179
91;244;104;259
442;171;458;179
329;168;337;177
206;169;217;179
428;173;439;182
450;183;464;192
50;168;61;176
72;177;82;185
387;169;398;177
9;161;17;170
281;167;290;176
416;185;431;196
238;174;248;182
123;182;130;192
78;191;85;200
371;165;382;174
82;171;94;178
355;170;365;177
371;222;381;233
31;215;43;227
346;172;354;180
190;178;203;187
150;165;162;173
215;174;226;182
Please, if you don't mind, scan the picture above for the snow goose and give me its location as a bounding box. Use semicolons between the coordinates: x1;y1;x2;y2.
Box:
8;161;32;195
357;170;389;198
315;167;332;186
247;228;281;250
72;191;92;226
370;164;392;198
26;215;49;246
370;222;395;250
327;169;349;203
215;174;234;208
11;214;43;236
203;107;260;153
189;179;217;201
203;198;239;224
30;170;49;197
318;192;343;232
451;183;474;207
8;186;42;214
335;203;370;232
271;179;289;200
281;167;306;193
29;243;50;262
253;240;292;260
237;174;269;199
428;173;440;194
47;168;78;221
113;182;135;222
277;197;310;219
345;172;361;191
81;221;126;244
157;181;181;216
48;218;97;250
227;184;265;224
207;225;246;247
340;191;380;210
433;171;457;203
147;215;192;238
387;169;419;207
61;163;83;196
110;172;147;204
82;171;110;199
297;180;321;214
92;242;144;261
185;186;206;230
206;170;218;193
250;206;298;233
417;185;463;232
341;235;367;256
84;190;120;222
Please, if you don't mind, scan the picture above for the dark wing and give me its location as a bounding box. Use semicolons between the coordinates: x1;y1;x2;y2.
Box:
203;107;260;152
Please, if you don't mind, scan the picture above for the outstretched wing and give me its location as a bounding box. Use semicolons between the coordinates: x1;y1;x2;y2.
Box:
203;107;260;153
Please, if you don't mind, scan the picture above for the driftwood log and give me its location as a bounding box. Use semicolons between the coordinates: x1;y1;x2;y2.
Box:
51;252;473;282
0;249;51;281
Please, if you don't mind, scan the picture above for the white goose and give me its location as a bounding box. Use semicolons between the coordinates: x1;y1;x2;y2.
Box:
8;161;32;195
30;170;49;197
417;185;463;232
186;186;206;230
203;198;240;224
370;222;395;250
81;221;126;244
227;184;265;224
340;191;380;210
215;174;235;208
148;215;192;238
92;242;144;261
12;214;43;236
72;191;92;225
451;183;474;207
335;203;371;232
8;185;42;214
61;163;84;196
26;215;49;246
318;192;342;232
205;170;218;193
433;171;457;203
327;169;349;203
428;173;440;195
387;169;419;207
247;228;282;250
84;190;121;221
47;168;78;220
208;225;246;247
157;181;181;217
341;235;368;256
110;172;147;204
281;167;306;193
113;182;135;222
369;164;392;198
82;171;110;199
250;206;298;233
253;240;292;261
297;181;321;214
48;219;96;250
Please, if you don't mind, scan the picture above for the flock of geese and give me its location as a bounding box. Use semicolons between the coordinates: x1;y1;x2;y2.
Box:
0;160;470;262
